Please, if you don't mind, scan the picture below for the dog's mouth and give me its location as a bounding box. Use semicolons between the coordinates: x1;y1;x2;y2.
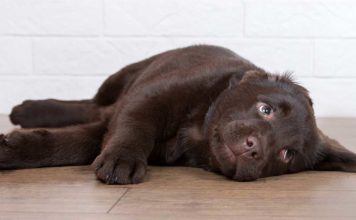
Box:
211;142;237;177
211;140;262;181
210;127;266;181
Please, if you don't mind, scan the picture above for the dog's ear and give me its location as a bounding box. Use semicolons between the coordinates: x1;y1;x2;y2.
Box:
313;130;356;172
229;70;267;89
229;71;296;88
240;70;268;84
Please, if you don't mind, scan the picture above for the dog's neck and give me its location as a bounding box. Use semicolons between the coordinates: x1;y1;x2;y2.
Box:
176;123;221;173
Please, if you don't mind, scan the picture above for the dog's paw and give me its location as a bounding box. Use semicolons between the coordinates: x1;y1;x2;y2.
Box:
0;134;15;168
9;100;38;127
92;151;147;185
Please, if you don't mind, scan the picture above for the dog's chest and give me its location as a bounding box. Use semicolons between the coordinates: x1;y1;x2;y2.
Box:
148;103;210;166
148;124;209;167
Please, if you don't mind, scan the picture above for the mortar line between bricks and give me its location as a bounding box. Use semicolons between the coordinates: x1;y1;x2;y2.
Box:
6;35;355;41
0;75;107;79
0;73;356;80
101;0;106;37
26;74;110;77
106;188;130;214
241;0;247;39
238;35;356;40
2;75;356;79
311;39;316;77
30;36;34;76
0;34;101;38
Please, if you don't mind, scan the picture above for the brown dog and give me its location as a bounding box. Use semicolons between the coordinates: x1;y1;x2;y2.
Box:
1;45;355;184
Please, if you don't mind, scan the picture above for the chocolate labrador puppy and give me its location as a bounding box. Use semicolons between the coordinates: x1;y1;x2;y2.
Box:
1;45;355;184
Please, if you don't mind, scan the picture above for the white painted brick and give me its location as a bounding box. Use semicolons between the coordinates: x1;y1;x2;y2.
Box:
33;38;186;75
315;40;356;77
0;0;101;36
166;38;313;77
299;78;356;117
1;76;354;117
0;38;32;74
33;38;313;77
0;76;105;114
33;38;125;75
245;0;356;37
0;0;355;117
104;0;243;36
214;39;314;77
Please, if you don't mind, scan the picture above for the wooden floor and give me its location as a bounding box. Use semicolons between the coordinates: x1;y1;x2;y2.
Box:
1;116;356;220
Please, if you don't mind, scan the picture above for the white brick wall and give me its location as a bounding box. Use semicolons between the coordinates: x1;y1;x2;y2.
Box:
0;0;355;117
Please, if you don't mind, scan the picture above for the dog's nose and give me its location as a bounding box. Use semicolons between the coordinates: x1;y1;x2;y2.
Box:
242;136;261;160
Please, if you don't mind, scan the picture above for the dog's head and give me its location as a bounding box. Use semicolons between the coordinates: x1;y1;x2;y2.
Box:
205;70;356;181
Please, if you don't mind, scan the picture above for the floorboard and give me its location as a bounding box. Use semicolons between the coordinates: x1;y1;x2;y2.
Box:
0;115;356;219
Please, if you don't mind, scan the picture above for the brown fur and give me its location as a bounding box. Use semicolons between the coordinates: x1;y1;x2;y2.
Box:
2;45;356;184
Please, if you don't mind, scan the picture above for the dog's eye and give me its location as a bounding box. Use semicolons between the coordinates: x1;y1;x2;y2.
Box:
258;104;273;115
256;102;275;120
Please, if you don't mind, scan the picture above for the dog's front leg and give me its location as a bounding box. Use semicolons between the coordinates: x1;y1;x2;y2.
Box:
92;94;168;185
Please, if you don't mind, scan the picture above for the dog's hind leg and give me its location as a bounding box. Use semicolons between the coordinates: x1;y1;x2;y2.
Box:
10;56;155;128
0;120;107;169
93;55;156;106
9;99;102;128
